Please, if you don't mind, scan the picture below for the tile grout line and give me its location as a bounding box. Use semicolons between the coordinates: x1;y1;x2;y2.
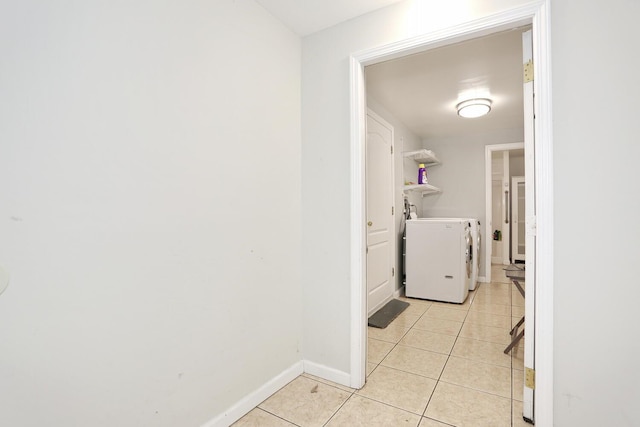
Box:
419;291;474;420
255;406;303;427
320;387;358;427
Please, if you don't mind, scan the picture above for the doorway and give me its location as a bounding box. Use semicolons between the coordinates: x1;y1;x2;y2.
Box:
484;144;525;283
350;2;553;425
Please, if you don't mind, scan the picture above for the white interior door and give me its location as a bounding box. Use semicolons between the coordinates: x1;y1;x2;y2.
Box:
511;176;526;262
366;110;395;317
522;28;536;423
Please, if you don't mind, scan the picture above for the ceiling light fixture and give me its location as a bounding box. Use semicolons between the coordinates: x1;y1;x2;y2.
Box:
456;98;492;118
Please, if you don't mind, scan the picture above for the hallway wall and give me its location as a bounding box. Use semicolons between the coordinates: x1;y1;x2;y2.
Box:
551;0;640;425
0;1;302;426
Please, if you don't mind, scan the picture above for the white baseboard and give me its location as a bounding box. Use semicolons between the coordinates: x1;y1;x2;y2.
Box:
202;360;303;427
478;276;487;283
394;285;405;298
492;256;502;264
303;360;352;389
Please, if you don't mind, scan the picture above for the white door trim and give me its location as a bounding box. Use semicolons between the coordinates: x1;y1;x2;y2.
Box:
349;2;553;425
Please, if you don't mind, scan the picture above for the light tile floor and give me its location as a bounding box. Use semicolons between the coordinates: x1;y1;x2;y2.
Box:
233;265;530;427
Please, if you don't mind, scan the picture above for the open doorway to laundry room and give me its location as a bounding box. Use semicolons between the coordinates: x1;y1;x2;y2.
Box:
350;3;553;425
484;144;525;283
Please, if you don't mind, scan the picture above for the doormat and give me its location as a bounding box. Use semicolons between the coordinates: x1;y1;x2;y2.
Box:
368;299;410;329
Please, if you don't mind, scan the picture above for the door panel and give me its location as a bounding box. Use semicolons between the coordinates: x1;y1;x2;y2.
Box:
366;111;394;316
522;28;536;422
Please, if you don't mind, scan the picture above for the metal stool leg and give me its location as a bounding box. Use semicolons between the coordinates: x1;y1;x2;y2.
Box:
510;316;525;336
504;328;524;354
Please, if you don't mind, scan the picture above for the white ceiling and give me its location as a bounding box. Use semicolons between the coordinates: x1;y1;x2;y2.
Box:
366;28;527;141
256;1;528;142
255;0;404;36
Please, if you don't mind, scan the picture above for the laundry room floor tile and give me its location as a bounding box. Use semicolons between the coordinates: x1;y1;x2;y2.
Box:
366;362;377;377
512;369;524;401
459;322;511;345
355;365;437;415
430;297;473;311
423;305;469;322
325;395;421;427
512;305;525;318
399;328;456;355
398;297;432;316
232;408;296;427
512;291;525;307
412;316;463;336
477;284;511;298
511;343;525;371
465;310;512;329
258;376;351;427
367;322;410;343
419;417;452;427
450;336;512;368
367;338;394;364
469;301;512;316
425;382;511;427
388;311;421;329
380;345;448;380
473;292;512;306
440;356;511;398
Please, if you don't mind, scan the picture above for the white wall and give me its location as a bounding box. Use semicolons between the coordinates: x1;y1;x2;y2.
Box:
0;1;302;426
301;0;532;377
421;129;522;278
367;97;423;292
551;0;640;425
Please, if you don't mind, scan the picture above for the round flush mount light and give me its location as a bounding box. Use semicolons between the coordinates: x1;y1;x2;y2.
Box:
456;98;492;118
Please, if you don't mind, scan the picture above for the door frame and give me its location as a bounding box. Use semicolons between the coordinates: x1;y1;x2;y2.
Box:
484;143;524;284
349;1;554;425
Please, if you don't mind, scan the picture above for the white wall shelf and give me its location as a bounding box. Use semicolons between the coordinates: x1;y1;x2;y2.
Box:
403;149;441;166
403;183;442;196
403;149;442;196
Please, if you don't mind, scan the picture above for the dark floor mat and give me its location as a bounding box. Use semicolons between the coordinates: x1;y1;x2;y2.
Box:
368;299;410;329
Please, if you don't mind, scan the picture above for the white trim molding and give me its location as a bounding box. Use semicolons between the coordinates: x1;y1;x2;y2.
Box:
349;54;368;390
303;360;352;387
531;1;554;425
201;361;303;427
350;1;553;424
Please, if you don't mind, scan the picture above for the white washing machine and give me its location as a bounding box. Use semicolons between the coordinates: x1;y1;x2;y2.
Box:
405;218;471;304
